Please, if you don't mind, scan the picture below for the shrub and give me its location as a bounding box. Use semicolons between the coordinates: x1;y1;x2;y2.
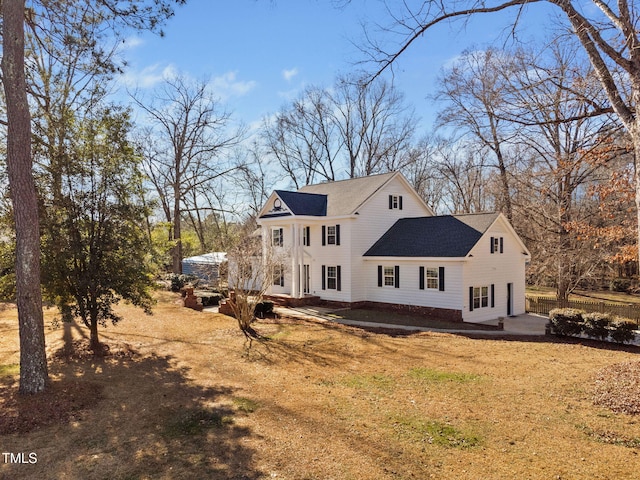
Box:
170;274;184;292
169;274;199;292
254;301;274;318
610;278;632;293
549;308;584;336
582;312;612;341
199;293;224;306
609;319;637;344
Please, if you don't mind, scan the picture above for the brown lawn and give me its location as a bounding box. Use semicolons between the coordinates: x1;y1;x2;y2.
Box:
1;291;639;480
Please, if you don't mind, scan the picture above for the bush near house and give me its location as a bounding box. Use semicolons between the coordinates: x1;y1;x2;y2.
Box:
197;292;224;307
254;301;274;318
548;308;637;344
169;274;199;292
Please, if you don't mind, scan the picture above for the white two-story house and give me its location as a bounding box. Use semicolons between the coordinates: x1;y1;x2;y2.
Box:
256;171;530;323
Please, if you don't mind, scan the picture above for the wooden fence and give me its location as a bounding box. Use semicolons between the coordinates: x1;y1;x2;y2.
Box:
526;295;640;325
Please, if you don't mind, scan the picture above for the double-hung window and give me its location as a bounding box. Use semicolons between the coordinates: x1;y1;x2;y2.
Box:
327;266;337;289
272;228;283;247
273;264;284;286
322;225;340;246
473;286;489;309
383;266;395;286
302;226;310;246
327;226;337;245
426;267;439;289
322;265;341;291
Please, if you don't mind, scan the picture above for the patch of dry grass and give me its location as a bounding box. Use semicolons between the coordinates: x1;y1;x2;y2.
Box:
0;290;639;479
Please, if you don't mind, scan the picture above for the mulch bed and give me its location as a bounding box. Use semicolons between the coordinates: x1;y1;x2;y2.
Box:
593;360;640;415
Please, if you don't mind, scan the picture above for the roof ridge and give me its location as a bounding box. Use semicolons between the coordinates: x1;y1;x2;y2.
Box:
297;171;396;190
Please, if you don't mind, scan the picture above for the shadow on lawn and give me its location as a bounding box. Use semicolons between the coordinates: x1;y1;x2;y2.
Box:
0;331;264;480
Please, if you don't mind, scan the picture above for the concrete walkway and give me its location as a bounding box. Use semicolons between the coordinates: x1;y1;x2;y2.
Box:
274;306;549;336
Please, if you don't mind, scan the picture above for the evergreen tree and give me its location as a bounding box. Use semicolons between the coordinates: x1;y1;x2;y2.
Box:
41;106;155;352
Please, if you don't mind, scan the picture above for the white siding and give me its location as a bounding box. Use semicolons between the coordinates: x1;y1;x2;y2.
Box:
351;175;432;301
307;220;353;302
462;217;528;322
364;260;464;311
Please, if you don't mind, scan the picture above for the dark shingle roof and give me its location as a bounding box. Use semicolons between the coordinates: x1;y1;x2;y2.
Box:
363;213;499;257
273;190;327;216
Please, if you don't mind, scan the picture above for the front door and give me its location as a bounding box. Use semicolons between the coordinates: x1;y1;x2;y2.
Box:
507;283;513;316
303;264;310;294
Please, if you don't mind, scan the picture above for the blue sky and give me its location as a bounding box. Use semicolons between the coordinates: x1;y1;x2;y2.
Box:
118;0;554;134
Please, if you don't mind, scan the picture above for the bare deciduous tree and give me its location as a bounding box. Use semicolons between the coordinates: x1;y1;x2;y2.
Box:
133;75;243;273
361;0;640;262
225;219;286;346
262;75;416;187
436;48;517;220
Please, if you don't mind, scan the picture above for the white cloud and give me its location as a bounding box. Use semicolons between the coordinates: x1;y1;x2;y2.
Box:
118;63;178;89
282;67;299;82
118;66;257;103
210;71;257;100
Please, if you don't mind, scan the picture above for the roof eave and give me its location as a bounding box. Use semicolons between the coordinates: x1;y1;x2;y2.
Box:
362;256;469;262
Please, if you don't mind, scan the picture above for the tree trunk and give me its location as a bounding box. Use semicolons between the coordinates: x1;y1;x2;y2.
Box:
2;0;49;394
172;195;182;274
89;317;101;353
495;146;513;222
633;123;640;270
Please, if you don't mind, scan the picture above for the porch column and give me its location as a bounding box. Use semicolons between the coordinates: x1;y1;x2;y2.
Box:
290;224;299;298
298;223;305;297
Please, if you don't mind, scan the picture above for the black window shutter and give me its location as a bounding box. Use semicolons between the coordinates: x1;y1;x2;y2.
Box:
490;236;494;253
419;266;425;290
399;195;403;210
377;265;383;287
491;284;495;308
439;266;445;291
500;237;504;253
389;195;393;209
337;266;342;291
336;224;341;245
469;286;474;311
322;226;326;246
322;265;326;290
279;228;283;246
394;265;400;288
306;226;310;246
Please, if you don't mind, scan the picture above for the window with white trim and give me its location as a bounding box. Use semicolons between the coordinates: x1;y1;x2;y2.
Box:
327;266;337;290
491;236;504;254
303;226;310;246
473;286;489;309
273;264;284;286
388;194;403;209
272;228;283;247
383;266;395;286
327;226;336;245
426;267;439;289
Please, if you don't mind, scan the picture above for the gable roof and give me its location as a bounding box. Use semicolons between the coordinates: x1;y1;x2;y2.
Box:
274;190;327;216
298;172;397;216
363;213;500;257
